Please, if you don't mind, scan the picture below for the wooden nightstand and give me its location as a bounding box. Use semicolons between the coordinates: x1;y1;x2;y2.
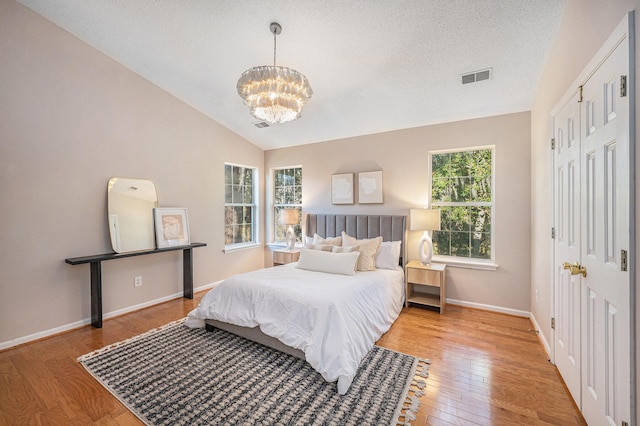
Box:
405;260;447;313
273;248;300;266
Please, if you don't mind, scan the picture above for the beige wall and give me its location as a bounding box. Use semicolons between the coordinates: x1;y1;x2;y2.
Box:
0;0;265;346
265;112;532;313
530;0;639;421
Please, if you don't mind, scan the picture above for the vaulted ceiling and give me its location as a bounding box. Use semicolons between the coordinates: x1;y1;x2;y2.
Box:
17;0;566;150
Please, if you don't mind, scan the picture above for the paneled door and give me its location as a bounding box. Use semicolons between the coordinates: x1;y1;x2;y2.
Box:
579;26;630;426
553;90;582;406
552;12;632;426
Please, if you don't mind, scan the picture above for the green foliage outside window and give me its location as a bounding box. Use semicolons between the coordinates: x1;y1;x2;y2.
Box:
431;148;493;259
224;164;255;245
273;167;302;243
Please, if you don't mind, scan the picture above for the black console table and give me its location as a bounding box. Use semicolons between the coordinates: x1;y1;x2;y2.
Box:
65;243;207;328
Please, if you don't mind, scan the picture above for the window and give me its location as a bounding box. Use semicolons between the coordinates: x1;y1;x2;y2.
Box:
272;167;302;243
430;147;493;260
224;164;257;246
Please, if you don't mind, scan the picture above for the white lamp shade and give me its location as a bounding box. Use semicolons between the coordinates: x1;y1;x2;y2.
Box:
410;208;441;231
279;209;300;225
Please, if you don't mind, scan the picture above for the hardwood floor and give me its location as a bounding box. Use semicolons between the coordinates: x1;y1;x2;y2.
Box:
0;293;585;425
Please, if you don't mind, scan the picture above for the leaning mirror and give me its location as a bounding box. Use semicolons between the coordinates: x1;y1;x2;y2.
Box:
107;177;158;253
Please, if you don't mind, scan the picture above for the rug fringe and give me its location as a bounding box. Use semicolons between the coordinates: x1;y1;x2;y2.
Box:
394;357;431;426
77;318;186;362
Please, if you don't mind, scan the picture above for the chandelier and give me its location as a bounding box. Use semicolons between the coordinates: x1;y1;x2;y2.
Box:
237;22;312;124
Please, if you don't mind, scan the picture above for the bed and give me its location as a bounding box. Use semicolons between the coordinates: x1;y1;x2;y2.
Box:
185;214;406;394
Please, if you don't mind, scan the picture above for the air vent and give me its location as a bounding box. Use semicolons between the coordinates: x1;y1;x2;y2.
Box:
254;121;270;128
461;68;492;85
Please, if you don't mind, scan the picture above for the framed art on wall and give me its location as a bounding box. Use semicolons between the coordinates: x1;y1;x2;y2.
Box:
154;208;191;248
358;171;383;204
331;173;354;204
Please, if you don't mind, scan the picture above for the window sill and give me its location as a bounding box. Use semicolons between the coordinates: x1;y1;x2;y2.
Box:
223;242;262;253
267;242;302;250
431;256;499;271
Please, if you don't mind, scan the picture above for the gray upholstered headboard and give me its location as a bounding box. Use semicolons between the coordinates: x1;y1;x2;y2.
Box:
304;214;407;265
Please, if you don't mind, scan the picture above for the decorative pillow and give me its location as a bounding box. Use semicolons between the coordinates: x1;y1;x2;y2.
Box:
295;248;359;276
308;244;333;252
375;240;402;270
341;232;382;271
305;236;314;247
331;245;360;253
312;233;342;246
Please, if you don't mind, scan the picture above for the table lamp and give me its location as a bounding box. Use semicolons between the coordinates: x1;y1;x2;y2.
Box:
410;208;441;265
279;209;300;250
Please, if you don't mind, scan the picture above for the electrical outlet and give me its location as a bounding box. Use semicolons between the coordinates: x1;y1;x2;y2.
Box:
134;276;142;287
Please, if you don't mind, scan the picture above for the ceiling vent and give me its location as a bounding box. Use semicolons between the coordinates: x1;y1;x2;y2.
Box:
461;68;492;85
253;121;270;128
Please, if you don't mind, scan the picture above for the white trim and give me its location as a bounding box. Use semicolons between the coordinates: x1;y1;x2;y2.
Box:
223;242;262;253
0;280;222;351
447;298;529;317
432;256;499;271
530;312;551;359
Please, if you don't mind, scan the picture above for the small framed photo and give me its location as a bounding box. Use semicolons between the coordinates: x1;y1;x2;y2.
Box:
358;171;383;204
154;208;190;248
331;173;354;204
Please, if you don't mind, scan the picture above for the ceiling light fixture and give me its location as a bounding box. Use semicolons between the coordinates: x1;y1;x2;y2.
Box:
237;22;313;125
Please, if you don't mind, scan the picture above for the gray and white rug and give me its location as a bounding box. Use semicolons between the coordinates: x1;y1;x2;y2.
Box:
78;319;429;425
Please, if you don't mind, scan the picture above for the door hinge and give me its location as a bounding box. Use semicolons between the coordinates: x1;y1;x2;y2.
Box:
620;75;627;97
578;85;583;103
621;250;628;272
551;317;555;330
551;138;555;150
551;228;556;239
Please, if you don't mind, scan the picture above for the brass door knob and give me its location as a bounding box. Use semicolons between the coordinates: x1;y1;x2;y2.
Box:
562;261;587;278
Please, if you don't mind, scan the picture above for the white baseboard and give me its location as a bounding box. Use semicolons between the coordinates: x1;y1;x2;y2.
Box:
447;298;530;318
0;281;222;351
529;312;551;359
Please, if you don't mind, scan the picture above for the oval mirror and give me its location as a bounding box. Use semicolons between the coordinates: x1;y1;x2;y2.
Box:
107;177;158;253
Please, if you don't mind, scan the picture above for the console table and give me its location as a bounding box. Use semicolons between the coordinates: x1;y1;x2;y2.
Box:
65;242;207;328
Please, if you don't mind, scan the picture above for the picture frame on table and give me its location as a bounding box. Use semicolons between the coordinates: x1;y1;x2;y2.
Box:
154;207;190;248
331;173;354;204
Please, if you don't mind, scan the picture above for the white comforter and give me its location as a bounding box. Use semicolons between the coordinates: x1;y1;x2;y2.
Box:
185;263;404;394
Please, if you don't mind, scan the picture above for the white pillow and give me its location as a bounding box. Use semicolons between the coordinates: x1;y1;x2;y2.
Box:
295;248;359;276
375;240;402;270
331;245;360;253
341;232;382;271
312;233;342;246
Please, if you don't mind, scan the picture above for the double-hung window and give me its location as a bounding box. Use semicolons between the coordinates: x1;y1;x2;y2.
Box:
430;147;494;261
224;163;257;247
272;167;302;244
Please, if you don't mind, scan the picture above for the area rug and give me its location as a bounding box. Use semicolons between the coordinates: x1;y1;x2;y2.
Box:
78;319;429;425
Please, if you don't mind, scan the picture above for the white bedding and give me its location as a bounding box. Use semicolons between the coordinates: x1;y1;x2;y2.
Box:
185;262;404;394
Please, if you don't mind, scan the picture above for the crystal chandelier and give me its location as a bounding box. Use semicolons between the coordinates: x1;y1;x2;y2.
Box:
237;22;312;124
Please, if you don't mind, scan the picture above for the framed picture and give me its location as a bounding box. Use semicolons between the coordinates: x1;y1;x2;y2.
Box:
154;208;191;248
358;171;383;204
331;173;354;204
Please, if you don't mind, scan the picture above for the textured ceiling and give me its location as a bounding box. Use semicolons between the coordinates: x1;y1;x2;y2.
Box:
17;0;566;150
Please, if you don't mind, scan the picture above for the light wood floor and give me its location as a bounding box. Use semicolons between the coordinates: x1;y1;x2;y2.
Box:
0;293;585;425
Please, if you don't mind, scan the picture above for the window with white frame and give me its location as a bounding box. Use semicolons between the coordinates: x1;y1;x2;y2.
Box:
430;147;494;260
272;167;302;243
224;163;257;246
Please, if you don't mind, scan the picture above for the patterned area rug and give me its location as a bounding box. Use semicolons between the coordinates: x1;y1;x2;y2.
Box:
78;319;429;425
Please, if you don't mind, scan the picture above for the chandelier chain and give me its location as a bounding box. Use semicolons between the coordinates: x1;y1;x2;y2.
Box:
273;28;277;66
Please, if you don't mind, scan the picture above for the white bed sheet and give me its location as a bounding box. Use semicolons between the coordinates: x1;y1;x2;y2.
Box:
185;263;404;394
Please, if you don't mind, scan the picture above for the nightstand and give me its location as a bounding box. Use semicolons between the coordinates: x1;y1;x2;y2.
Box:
273;248;300;266
405;260;447;313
